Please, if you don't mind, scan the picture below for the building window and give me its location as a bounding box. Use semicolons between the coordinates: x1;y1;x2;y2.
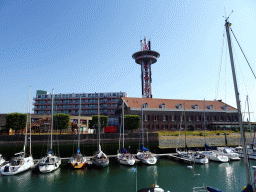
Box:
207;105;213;110
192;104;198;109
176;104;182;109
95;94;98;97
212;116;215;121
163;115;166;121
171;115;175;121
188;116;191;121
113;93;116;96
100;93;103;97
38;95;41;98
144;115;148;121
154;115;157;121
88;94;91;98
143;103;148;108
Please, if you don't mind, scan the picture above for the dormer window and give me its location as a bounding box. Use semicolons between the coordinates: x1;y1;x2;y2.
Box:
207;105;214;110
143;103;148;108
175;104;182;109
220;105;228;110
159;103;165;109
192;104;198;109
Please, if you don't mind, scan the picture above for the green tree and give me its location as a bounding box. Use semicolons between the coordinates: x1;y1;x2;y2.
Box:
53;113;70;134
91;115;108;130
6;113;27;133
124;115;141;132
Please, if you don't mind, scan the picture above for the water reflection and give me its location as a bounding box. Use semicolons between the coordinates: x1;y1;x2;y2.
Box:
40;168;61;184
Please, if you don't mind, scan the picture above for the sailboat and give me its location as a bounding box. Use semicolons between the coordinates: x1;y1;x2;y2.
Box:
117;101;136;166
200;100;229;163
136;97;157;165
1;87;34;176
199;16;254;192
91;98;109;167
175;103;208;164
39;89;61;173
69;96;87;168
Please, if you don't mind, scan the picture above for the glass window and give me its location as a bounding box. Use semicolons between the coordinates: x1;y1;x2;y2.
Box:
113;93;116;96
100;93;103;97
38;95;41;98
88;94;91;98
95;94;98;97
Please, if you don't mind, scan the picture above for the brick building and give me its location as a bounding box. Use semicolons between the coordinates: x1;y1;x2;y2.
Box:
116;97;241;131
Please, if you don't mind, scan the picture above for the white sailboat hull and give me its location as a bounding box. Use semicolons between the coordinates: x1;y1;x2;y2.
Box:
137;151;157;165
39;155;61;173
201;151;229;162
117;153;135;166
92;150;109;168
1;156;34;176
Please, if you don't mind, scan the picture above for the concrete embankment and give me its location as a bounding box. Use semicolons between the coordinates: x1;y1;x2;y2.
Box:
159;133;252;148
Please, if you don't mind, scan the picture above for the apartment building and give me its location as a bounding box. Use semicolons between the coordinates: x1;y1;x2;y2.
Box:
33;90;127;126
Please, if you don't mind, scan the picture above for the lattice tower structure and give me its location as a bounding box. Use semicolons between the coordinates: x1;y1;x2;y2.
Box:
132;37;160;98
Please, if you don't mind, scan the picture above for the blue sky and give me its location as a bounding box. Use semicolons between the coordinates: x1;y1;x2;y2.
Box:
1;0;256;121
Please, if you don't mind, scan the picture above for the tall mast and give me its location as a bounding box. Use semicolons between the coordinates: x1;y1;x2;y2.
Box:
184;103;186;149
24;86;30;156
204;99;206;145
29;87;32;156
225;19;251;186
247;95;252;142
122;101;125;148
78;96;81;151
141;97;144;146
51;88;54;150
98;98;101;150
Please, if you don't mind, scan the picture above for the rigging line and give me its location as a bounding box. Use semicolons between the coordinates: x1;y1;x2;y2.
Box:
230;27;256;80
214;27;226;109
232;36;249;96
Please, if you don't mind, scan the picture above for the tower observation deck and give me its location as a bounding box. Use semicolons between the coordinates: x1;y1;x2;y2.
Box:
132;37;160;98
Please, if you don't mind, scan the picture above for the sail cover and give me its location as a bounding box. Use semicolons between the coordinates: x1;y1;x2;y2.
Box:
206;187;224;192
47;149;53;155
186;145;198;151
77;147;80;154
122;148;127;154
205;143;217;150
142;146;149;151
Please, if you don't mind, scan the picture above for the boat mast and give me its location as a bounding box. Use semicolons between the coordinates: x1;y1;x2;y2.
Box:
246;95;253;142
184;103;186;149
122;100;125;149
141;97;144;147
204;99;206;146
98;98;101;150
24;86;30;156
225;19;251;186
78;96;81;151
29;87;32;156
51;88;54;150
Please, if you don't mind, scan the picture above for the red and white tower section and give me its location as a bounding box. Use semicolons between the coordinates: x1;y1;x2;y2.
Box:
132;37;160;98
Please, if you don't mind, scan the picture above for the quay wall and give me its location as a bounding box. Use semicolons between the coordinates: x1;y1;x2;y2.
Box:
159;133;252;148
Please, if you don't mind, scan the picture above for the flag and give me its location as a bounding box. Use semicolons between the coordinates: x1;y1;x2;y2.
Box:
151;184;155;187
133;168;136;172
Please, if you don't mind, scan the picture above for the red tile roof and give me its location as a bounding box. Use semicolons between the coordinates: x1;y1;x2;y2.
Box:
122;97;237;111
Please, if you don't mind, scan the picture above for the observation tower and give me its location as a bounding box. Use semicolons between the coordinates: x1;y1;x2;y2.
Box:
132;37;160;98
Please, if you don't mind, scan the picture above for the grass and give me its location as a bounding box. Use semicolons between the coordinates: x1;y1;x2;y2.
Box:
158;130;235;137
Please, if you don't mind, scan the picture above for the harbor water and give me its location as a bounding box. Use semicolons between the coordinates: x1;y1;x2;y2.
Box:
1;157;256;192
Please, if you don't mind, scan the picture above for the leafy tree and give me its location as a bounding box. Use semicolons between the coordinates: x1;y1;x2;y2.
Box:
91;115;108;130
53;113;70;134
6;113;27;133
124;115;141;132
